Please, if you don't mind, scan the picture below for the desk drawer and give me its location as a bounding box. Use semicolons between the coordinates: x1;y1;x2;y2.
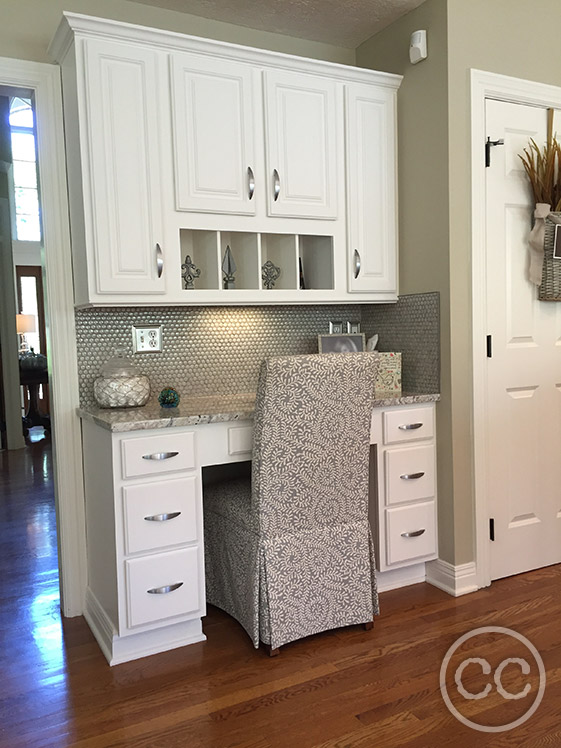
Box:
123;477;199;555
125;547;200;628
383;407;434;445
386;501;436;565
228;426;253;455
385;445;435;506
121;432;195;479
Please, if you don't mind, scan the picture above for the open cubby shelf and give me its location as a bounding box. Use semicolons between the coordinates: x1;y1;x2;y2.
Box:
179;229;334;293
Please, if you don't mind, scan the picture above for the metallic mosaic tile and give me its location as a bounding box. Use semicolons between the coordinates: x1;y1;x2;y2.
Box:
75;294;440;408
362;292;440;393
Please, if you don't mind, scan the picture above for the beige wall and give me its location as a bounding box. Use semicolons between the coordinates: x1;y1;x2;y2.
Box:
2;0;355;65
445;0;561;564
356;0;459;563
358;0;561;568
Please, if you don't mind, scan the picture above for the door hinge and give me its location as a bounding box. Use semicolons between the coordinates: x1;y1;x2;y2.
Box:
486;334;492;358
489;518;495;541
485;137;505;167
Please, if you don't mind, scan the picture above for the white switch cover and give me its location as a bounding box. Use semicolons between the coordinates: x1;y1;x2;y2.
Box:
132;325;163;353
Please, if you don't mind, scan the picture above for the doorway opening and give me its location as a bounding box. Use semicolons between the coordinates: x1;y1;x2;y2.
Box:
1;90;50;448
0;87;60;655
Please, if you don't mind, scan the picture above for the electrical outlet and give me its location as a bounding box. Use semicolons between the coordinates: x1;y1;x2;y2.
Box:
132;325;162;353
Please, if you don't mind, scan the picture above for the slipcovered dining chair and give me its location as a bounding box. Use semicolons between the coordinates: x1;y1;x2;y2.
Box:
203;352;380;653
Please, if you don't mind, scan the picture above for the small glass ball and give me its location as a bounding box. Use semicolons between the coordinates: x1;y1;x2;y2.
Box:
158;387;180;409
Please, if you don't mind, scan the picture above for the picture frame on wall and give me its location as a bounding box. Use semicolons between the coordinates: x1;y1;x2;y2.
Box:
318;333;366;353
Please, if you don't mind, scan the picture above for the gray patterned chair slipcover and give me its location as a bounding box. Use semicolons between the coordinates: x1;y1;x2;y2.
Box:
203;352;380;651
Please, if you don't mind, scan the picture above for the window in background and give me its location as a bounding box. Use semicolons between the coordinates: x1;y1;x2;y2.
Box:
16;265;48;410
16;266;45;356
9;97;41;242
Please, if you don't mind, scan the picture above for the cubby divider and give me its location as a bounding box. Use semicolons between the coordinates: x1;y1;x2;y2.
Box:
180;230;333;293
179;230;220;290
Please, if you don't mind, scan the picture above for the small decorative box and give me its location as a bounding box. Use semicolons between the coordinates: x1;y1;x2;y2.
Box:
375;352;402;394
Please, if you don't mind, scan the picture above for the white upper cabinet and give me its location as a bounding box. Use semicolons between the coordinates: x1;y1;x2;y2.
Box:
171;62;338;222
171;53;256;215
263;70;338;220
346;83;398;295
50;13;401;306
66;36;167;301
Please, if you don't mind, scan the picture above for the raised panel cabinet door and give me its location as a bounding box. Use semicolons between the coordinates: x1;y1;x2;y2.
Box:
263;69;338;219
82;38;166;295
346;83;397;294
171;53;256;215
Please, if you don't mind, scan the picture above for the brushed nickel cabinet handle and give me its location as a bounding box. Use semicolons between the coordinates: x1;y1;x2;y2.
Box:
156;243;164;278
147;582;183;595
273;169;280;201
401;529;426;538
247;166;255;200
400;472;425;481
142;451;179;461
353;249;361;279
144;511;181;522
398;423;423;431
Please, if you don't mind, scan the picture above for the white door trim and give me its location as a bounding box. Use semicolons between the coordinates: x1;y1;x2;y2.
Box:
0;56;86;616
471;69;561;590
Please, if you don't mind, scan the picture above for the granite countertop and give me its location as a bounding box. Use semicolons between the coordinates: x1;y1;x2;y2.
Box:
78;391;440;433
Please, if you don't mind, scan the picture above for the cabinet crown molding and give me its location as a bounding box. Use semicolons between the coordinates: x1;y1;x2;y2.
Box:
49;11;402;90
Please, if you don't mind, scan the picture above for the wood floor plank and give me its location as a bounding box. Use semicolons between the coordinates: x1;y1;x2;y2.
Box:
2;438;561;747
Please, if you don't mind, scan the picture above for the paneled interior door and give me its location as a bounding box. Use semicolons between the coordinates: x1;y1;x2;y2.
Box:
485;98;561;580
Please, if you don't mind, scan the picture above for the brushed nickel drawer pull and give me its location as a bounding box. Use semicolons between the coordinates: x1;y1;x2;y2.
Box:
147;582;183;595
401;529;426;538
144;511;181;522
247;166;255;199
353;249;361;279
156;243;164;278
142;451;179;461
273;169;281;201
400;472;425;481
398;423;423;430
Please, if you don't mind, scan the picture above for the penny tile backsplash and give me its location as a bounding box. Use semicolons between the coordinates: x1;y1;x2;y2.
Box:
75;293;440;408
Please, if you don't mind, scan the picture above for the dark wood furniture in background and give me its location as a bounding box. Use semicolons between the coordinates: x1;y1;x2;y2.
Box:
20;366;50;435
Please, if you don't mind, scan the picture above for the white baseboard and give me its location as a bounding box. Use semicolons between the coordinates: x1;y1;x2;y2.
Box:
84;587;206;665
425;559;479;597
376;563;427;592
83;587;117;664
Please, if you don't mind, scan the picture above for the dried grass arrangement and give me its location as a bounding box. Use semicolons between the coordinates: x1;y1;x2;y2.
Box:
519;136;561;209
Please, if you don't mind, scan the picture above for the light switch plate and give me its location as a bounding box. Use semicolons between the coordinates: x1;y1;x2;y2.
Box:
132;325;162;353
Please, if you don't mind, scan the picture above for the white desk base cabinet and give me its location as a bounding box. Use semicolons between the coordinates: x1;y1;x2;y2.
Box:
369;403;438;581
81;402;437;664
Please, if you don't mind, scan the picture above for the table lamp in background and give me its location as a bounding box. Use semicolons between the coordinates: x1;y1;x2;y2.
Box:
16;313;36;355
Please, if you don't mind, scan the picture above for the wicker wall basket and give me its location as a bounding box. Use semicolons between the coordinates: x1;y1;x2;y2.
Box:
539;213;561;301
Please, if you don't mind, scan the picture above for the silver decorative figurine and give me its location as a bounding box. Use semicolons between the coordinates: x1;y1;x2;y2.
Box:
182;254;201;289
261;260;281;289
222;245;237;289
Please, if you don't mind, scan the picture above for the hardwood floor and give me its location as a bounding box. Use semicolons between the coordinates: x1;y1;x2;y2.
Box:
1;438;560;747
